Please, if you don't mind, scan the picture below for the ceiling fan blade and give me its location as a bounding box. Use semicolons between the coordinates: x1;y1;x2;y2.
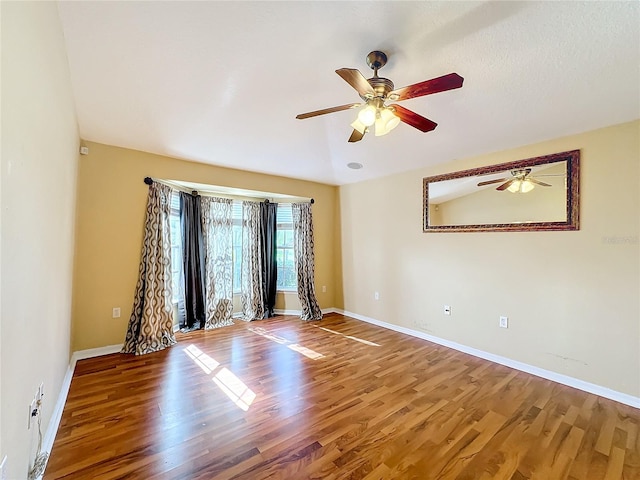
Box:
529;178;552;187
348;128;365;143
389;73;464;101
296;103;361;120
477;178;508;187
390;104;438;132
497;179;515;191
336;68;375;97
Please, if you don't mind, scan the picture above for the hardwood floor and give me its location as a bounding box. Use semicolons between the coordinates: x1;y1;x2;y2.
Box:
44;313;639;479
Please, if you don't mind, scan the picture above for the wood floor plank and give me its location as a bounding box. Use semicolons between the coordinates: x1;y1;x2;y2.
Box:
44;313;640;479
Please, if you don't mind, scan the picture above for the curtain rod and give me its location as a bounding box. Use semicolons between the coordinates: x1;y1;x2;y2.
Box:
143;177;314;204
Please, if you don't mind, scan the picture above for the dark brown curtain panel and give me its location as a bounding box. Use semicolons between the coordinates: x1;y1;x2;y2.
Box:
180;192;206;330
122;182;177;355
260;201;278;318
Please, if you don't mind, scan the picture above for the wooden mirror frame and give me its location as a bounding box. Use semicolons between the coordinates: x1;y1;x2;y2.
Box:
423;150;580;232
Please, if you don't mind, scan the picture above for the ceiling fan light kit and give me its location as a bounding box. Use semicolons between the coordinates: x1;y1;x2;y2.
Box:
375;107;401;136
507;179;535;193
357;104;377;126
477;168;553;193
350;118;367;134
296;50;464;143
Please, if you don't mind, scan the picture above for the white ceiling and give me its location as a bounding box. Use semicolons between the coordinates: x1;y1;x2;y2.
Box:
57;1;640;186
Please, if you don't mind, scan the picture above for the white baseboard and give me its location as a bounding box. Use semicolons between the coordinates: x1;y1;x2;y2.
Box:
334;309;640;409
70;344;123;363
42;344;123;473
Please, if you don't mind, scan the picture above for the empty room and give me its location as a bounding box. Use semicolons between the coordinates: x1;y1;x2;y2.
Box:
1;1;639;479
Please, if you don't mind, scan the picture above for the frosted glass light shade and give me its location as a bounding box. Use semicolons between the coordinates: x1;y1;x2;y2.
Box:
375;108;401;136
350;118;367;134
507;179;535;193
520;180;535;193
358;105;376;126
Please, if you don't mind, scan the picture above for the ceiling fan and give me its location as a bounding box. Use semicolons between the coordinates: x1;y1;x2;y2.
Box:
477;168;553;193
295;51;464;142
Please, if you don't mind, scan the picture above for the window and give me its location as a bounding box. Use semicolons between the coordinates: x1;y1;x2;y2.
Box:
276;204;297;291
232;202;243;293
170;197;297;298
169;192;182;303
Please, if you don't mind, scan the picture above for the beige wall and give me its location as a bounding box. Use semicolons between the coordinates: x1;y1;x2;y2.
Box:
1;2;79;477
339;120;639;397
72;142;339;351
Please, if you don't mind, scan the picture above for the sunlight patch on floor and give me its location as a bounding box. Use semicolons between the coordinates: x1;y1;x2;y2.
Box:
247;326;290;344
287;343;325;360
184;344;221;374
248;326;325;360
213;368;256;411
314;325;381;347
183;345;256;411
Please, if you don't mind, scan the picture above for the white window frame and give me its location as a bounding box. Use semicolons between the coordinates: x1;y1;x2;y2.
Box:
276;204;297;292
169;192;182;304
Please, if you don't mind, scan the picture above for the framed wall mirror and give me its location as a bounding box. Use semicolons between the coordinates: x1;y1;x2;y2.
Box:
423;150;580;232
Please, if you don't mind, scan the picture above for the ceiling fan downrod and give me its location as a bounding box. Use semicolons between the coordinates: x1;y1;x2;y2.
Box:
364;51;394;100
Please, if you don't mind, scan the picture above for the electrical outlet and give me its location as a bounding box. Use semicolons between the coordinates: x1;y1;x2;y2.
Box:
112;307;121;318
444;305;451;315
28;398;37;429
500;316;509;328
322;285;326;293
374;291;379;300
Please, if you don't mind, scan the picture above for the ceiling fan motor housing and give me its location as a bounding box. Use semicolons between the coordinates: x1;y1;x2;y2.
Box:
511;168;532;178
363;77;395;101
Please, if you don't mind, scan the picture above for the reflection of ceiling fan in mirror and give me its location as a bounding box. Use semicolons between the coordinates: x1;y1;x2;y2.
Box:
477;168;554;193
295;51;464;142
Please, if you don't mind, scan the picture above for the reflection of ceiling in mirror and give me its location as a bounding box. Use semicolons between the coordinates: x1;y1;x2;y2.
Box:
429;161;566;204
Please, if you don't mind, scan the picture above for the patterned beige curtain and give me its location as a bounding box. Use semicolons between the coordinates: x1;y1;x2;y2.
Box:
122;182;177;355
201;197;235;329
292;203;323;321
240;201;264;320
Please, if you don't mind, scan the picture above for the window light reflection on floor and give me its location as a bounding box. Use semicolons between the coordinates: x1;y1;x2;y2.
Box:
213;368;256;411
314;326;381;347
184;344;220;374
287;343;325;360
247;326;290;344
183;345;256;411
248;326;325;360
